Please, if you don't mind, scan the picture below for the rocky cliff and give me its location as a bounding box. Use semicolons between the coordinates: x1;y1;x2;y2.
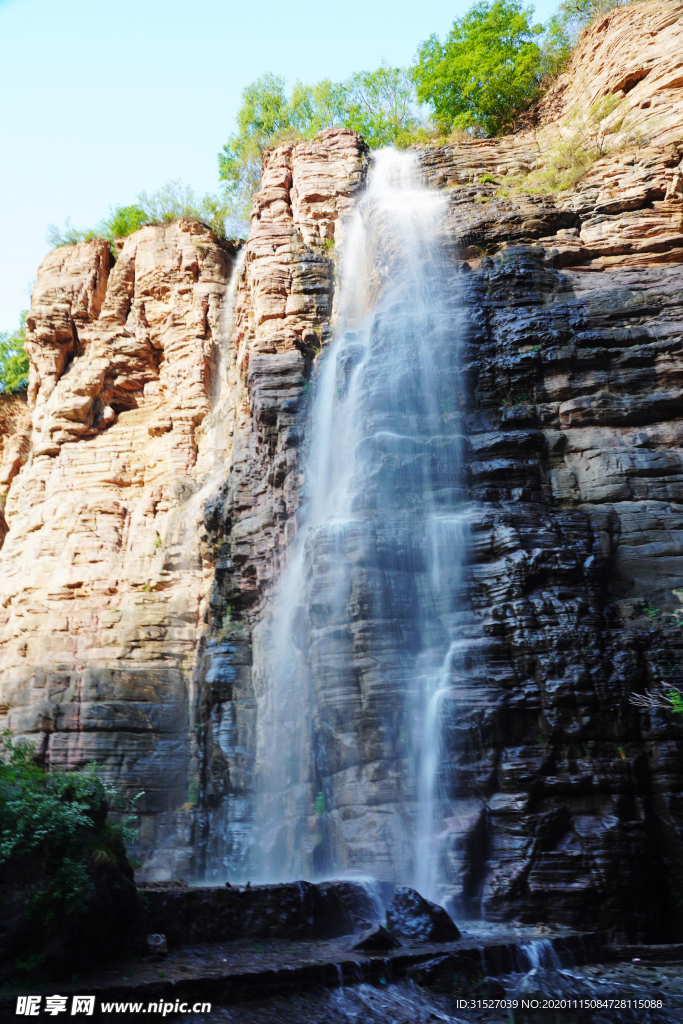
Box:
0;221;237;873
0;130;368;878
1;0;682;939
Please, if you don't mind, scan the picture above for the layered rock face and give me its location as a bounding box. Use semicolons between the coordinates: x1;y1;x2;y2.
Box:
0;129;369;879
194;129;369;875
409;1;683;940
0;221;237;875
196;2;683;937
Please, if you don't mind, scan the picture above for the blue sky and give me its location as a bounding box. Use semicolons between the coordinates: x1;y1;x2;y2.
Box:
0;0;558;330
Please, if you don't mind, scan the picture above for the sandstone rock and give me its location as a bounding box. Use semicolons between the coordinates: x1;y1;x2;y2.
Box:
1;0;683;946
0;220;238;875
531;0;683;150
0;393;30;559
386;888;461;944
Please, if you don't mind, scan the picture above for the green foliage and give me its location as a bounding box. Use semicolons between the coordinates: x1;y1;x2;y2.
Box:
45;218;99;248
642;599;660;619
289;78;349;137
344;64;421;149
314;791;326;815
667;690;683;716
411;0;545;137
218;65;424;228
533;95;639;191
0;731;137;932
0;310;29;394
218;74;294;228
135;180;228;237
107;204;148;239
47;182;229;252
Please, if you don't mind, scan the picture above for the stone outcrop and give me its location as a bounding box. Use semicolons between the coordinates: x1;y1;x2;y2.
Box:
193;129;368;876
532;0;683;151
387;888;461;945
0;393;30;550
403;0;683;942
139;878;376;947
0;221;237;875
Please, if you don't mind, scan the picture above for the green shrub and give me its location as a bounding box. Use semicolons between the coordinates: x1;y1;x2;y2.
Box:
668;690;683;716
343;64;421;149
0;310;29;394
47;183;230;253
0;730;139;978
107;204;149;238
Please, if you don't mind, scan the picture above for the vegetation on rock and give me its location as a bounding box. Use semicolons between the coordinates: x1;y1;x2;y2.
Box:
39;0;644;252
219;65;421;223
0;311;29;394
412;0;547;137
47;180;229;251
0;732;139;981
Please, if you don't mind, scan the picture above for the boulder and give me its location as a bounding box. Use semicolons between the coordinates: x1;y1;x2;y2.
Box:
350;924;400;951
317;880;381;931
386;887;460;944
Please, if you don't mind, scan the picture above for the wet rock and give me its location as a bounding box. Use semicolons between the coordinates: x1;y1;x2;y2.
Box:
349;924;400;951
408;953;505;998
513;969;612;1024
139;880;359;948
316;880;381;931
386;888;461;944
146;933;168;957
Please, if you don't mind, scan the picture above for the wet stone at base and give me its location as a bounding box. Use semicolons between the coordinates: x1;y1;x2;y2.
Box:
386;887;461;944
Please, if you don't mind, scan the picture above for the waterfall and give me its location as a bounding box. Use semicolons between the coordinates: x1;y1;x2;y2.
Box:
250;149;468;900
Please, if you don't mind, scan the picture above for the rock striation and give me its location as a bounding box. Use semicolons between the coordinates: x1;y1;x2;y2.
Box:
0;221;237;874
0;130;369;879
402;0;683;941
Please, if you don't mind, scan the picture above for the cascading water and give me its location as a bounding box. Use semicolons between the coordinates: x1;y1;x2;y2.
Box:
249;149;470;900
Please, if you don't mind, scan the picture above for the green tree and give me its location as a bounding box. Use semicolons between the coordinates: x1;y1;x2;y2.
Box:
289;78;348;136
219;74;294;227
106;204;148;239
0;311;29;394
344;64;420;149
218;66;423;228
411;0;545;137
47;182;229;252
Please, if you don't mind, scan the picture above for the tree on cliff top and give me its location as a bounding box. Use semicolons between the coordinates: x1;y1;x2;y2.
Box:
0;311;29;394
411;0;546;137
218;66;423;228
